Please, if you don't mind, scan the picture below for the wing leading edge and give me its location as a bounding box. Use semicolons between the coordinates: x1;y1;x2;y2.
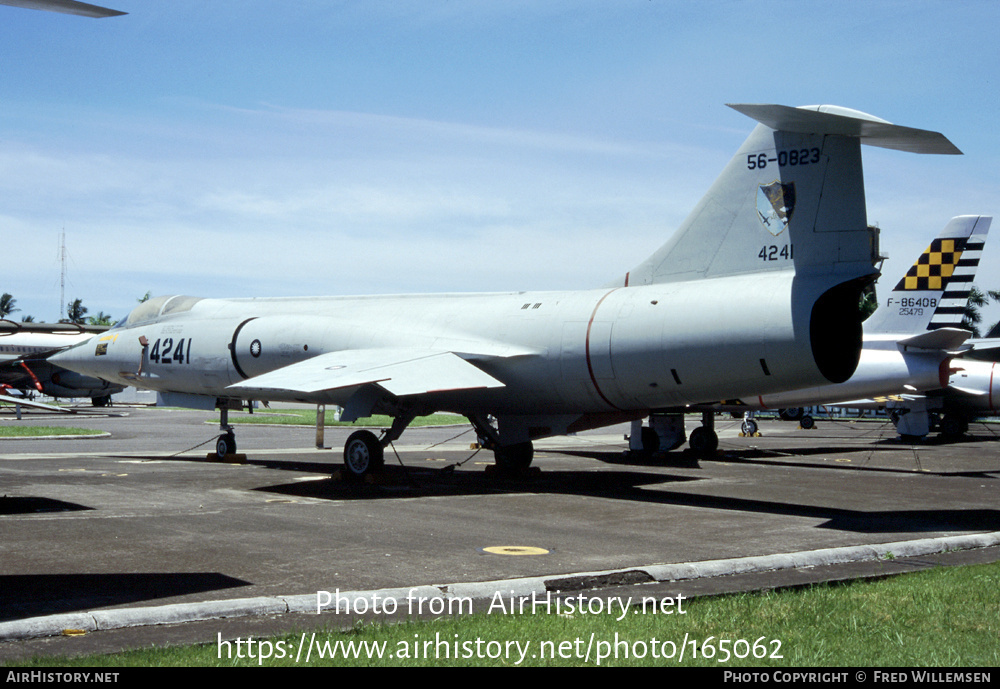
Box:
226;348;505;399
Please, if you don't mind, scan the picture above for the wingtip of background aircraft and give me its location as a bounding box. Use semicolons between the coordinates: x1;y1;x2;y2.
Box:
0;0;125;18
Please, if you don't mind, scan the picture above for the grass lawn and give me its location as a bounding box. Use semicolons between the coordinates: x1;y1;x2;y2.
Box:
9;560;998;667
0;426;105;437
227;409;466;427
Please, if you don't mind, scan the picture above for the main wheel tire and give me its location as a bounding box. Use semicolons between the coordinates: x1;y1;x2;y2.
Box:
494;441;533;474
688;427;718;457
800;415;815;430
344;430;384;478
778;407;803;422
939;415;968;439
640;426;660;454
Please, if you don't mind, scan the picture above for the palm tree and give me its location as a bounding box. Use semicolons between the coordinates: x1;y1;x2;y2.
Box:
0;293;19;319
961;286;1000;338
986;289;1000;337
87;312;114;326
66;298;88;324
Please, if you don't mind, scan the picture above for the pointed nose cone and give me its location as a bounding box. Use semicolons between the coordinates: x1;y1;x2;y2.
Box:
49;338;101;377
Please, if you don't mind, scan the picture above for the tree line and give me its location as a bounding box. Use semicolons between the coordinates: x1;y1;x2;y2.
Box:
0;292;151;326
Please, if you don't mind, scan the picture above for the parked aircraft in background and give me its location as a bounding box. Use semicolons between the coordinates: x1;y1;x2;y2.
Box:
878;347;998;440
926;357;998;437
50;104;961;476
755;215;998;442
630;215;990;452
756;353;998;442
0;321;124;407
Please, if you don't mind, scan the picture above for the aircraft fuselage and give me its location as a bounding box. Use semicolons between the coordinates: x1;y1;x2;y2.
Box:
56;270;844;421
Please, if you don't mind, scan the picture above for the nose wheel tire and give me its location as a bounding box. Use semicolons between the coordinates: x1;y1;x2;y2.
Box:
216;432;237;459
344;430;384;478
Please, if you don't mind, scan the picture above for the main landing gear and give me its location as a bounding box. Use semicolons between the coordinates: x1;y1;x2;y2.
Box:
492;441;534;474
469;414;534;476
343;429;384;477
339;413;536;481
340;413;416;480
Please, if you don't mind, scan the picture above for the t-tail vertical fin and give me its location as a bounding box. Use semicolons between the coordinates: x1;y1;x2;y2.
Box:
614;103;961;385
619;104;961;289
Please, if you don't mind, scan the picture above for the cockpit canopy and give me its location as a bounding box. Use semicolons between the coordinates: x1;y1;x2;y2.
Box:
112;295;203;329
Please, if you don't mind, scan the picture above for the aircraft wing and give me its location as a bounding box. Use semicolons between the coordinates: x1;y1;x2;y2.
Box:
227;348;506;398
0;388;75;413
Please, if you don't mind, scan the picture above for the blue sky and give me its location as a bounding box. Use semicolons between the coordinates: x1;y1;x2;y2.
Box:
2;1;998;327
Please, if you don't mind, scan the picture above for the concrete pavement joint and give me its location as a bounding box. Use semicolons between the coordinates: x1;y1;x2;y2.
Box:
2;532;998;642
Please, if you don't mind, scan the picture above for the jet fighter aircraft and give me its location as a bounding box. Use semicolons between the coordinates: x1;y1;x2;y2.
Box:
50;104;962;476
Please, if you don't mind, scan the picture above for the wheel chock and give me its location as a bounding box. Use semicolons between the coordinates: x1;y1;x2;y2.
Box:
206;452;247;464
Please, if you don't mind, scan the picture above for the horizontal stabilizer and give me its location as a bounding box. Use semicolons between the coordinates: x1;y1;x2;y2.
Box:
896;327;972;351
727;104;962;155
968;337;1000;353
228;348;505;398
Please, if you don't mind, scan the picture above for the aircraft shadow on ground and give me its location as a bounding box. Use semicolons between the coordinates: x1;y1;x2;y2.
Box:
587;442;1000;480
251;460;1000;536
0;572;250;622
253;463;702;502
0;496;92;516
704;447;1000;479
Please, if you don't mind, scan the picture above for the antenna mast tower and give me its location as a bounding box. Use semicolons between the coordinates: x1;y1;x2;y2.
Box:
59;229;66;321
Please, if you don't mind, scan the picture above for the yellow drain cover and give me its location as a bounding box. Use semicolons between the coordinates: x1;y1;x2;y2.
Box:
482;546;549;556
